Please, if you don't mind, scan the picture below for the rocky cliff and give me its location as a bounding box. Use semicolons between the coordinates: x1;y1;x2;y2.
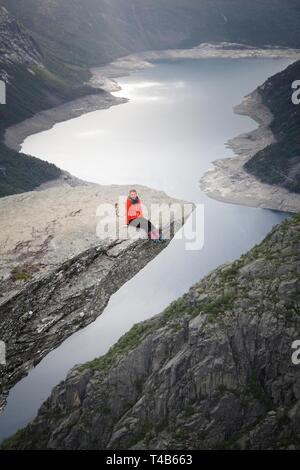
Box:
0;6;40;67
4;214;299;450
0;182;192;412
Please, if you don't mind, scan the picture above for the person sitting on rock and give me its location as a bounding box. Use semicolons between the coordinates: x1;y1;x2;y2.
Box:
125;189;163;242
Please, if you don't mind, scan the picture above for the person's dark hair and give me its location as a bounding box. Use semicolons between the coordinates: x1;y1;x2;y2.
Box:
129;189;137;195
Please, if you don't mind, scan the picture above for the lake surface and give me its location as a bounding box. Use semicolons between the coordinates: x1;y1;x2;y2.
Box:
0;58;292;441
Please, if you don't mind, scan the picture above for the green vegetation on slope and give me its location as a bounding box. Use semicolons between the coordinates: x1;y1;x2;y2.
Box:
0;0;108;196
0;60;98;196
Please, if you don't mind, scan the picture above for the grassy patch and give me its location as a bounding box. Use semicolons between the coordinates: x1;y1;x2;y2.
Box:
0;428;26;450
10;268;31;282
247;373;273;409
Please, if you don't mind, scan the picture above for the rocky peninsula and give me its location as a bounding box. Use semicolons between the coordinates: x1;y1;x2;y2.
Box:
0;182;193;411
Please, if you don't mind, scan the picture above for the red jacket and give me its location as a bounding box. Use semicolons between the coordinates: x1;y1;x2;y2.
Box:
125;197;143;225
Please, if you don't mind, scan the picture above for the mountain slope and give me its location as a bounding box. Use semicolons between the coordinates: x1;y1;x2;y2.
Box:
245;59;300;193
0;6;61;195
5;0;300;68
4;214;300;450
0;5;100;196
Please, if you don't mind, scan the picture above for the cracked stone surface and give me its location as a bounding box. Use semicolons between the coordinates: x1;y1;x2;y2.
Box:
0;182;192;410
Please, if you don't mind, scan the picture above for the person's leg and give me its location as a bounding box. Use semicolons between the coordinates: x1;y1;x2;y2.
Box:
128;217;148;237
129;217;160;240
143;218;160;240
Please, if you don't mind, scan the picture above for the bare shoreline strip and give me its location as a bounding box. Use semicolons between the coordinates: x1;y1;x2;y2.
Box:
4;92;127;153
91;42;300;80
200;90;300;214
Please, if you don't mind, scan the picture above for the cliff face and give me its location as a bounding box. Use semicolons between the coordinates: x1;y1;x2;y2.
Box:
0;182;192;412
5;214;300;450
0;6;40;67
245;59;300;194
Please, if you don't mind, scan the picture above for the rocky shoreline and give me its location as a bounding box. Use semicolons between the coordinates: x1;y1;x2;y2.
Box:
91;42;300;80
200;90;300;213
4;91;127;154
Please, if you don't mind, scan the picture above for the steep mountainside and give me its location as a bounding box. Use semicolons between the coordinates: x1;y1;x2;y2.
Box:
4;214;300;450
0;6;62;195
245;59;300;193
5;0;300;67
0;4;102;196
0;5;40;65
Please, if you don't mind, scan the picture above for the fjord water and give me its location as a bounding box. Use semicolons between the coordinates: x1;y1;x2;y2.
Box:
0;58;292;441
